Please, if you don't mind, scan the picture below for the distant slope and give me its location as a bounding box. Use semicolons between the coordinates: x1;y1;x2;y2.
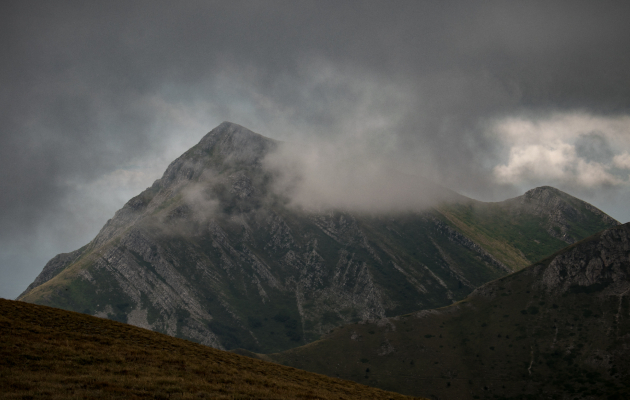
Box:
18;122;619;354
0;298;421;400
268;223;630;399
437;185;619;270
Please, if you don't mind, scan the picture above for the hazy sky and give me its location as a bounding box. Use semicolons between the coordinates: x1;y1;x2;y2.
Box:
2;1;630;299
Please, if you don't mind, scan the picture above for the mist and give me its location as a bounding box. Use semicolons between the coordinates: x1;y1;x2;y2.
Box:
263;139;462;214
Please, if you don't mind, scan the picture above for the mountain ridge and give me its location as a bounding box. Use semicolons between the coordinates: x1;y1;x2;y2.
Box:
18;122;620;354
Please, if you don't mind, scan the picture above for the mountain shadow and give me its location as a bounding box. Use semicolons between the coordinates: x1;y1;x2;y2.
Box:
267;223;630;399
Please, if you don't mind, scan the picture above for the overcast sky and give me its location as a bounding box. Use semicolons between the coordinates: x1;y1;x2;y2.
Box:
2;1;630;299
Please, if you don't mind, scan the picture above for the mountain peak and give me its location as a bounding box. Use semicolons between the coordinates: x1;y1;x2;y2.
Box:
152;122;275;189
202;121;256;140
198;122;272;150
524;185;560;196
192;121;277;165
505;185;620;244
522;185;569;202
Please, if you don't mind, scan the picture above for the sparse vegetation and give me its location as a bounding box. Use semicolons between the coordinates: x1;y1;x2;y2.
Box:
0;299;421;400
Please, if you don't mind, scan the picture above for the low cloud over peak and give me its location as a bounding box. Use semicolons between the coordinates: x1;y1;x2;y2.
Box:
263;140;462;214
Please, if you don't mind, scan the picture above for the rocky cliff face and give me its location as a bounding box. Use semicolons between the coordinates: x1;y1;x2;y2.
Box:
18;122;620;353
540;226;630;294
269;224;630;399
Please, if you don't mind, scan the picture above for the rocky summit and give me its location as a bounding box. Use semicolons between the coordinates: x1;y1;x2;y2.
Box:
267;223;630;399
18;122;619;353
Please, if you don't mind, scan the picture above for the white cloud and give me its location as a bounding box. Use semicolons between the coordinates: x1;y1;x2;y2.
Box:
491;113;630;188
613;152;630;169
574;159;624;186
494;141;575;183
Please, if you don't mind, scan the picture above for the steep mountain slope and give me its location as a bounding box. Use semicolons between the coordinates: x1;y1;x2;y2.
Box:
0;299;421;400
18;122;619;353
267;223;630;399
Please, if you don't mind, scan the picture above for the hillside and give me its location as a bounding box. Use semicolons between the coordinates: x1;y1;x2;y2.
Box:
18;122;619;353
0;298;422;400
437;185;619;270
267;223;630;399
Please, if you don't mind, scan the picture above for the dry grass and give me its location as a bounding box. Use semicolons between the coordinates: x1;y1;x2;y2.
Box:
0;299;421;399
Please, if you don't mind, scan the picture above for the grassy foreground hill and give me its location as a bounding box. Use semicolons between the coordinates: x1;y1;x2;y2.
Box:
0;299;421;400
267;224;630;399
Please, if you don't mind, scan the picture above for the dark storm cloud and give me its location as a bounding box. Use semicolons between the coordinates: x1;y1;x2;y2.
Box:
2;0;630;298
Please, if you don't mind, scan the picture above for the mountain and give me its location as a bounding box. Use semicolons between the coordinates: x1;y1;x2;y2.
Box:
0;299;421;400
18;122;619;353
266;223;630;399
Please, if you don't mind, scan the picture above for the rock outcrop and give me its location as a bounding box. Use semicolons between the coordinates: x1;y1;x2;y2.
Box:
541;226;630;294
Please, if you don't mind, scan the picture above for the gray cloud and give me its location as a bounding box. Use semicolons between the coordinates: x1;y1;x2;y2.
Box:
263;140;464;214
2;1;630;298
575;132;615;165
